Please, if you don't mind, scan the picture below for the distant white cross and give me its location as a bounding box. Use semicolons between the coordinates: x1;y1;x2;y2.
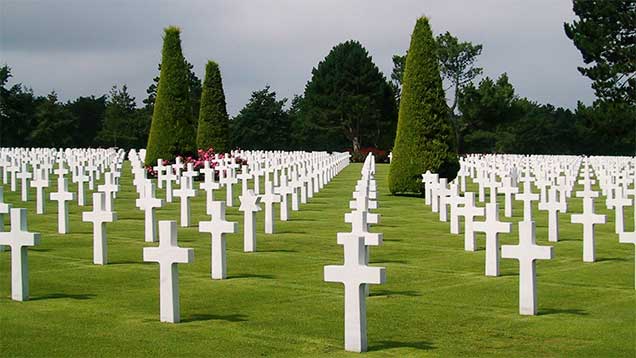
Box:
239;189;261;252
98;172;119;211
82;192;117;265
473;203;512;276
31;168;49;214
538;188;566;242
571;197;606;262
173;177;196;227
16;164;32;202
515;181;539;221
136;180;164;242
50;177;75;234
260;180;281;234
456;192;484;251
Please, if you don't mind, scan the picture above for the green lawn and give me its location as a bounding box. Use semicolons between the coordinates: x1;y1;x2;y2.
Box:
0;163;634;357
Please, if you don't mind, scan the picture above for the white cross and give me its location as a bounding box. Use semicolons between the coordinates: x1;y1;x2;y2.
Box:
473;203;512;276
136;180;164;242
172;157;184;179
75;166;89;206
222;168;239;207
7;164;19;192
173;177;196;227
0;187;12;252
237;165;252;195
153;159;166;189
538;188;566;242
98;172;119;211
515;181;539;221
30;168;49;214
16;164;32;202
571;197;606;262
143;220;194;323
82;192;117;265
163;167;177;203
501;220;553;315
437;178;450;222
607;187;631;233
50;177;75;234
260;180;281;234
324;235;386;352
239;189;261;252
618;231;636;289
0;208;41;301
183;163;199;189
447;183;464;234
456;192;484;251
199;201;238;280
485;175;501;204
275;174;294;221
421;171;438;206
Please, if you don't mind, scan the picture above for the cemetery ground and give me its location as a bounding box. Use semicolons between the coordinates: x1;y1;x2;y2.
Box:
0;163;634;357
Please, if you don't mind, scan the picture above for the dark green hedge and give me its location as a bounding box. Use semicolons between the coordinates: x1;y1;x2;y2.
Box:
196;61;230;153
145;26;196;166
388;17;459;194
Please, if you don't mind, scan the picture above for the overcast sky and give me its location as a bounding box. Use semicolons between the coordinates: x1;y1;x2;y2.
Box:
1;0;594;115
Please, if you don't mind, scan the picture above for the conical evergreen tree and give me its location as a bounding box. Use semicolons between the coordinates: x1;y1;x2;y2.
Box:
145;26;195;166
388;17;459;194
196;61;230;152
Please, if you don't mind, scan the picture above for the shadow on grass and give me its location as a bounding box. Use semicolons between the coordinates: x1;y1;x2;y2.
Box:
596;257;628;262
31;293;96;301
227;274;276;280
369;259;408;264
369;289;421;297
257;249;297;253
369;340;434;352
182;313;248;323
539;308;587;316
110;260;140;265
277;230;308;235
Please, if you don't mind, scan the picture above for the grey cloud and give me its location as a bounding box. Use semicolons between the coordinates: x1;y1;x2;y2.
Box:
1;0;595;116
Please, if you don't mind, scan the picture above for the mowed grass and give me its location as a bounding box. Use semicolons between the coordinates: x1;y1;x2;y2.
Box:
0;162;634;357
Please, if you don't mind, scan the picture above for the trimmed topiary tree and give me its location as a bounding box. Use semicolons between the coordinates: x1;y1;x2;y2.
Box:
145;26;195;166
388;16;459;194
196;61;230;153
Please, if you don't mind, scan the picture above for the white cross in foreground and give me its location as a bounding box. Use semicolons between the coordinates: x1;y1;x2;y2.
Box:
82;192;117;265
143;220;194;323
0;208;41;301
324;234;386;352
501;220;553;315
198;201;238;279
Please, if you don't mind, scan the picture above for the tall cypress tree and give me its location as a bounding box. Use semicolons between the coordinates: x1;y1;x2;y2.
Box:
196;61;230;153
388;17;458;194
145;26;195;166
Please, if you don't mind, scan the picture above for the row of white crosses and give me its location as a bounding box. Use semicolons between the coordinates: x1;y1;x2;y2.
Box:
137;150;351;323
0;148;125;301
423;154;636;316
325;154;385;353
